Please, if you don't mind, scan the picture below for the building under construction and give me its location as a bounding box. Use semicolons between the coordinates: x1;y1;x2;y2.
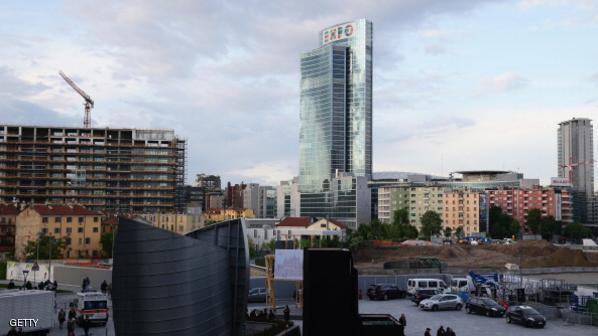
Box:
0;125;186;213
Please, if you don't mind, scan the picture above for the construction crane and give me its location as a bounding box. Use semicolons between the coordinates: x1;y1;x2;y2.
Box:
559;158;596;186
59;70;94;128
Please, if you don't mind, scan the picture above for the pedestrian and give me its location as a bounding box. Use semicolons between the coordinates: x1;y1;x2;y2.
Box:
101;280;108;294
424;328;432;336
83;316;91;336
6;326;17;336
58;308;66;329
283;305;290;322
107;283;112;298
25;281;32;290
53;280;58;291
268;309;275;320
7;280;15;289
68;306;77;321
446;327;456;336
399;313;406;326
437;325;445;336
67;318;75;336
249;309;257;319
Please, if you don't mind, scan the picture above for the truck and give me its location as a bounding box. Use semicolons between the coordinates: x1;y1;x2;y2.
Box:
0;290;54;335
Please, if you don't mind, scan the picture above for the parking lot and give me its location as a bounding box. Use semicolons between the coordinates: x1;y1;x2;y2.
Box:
359;298;597;336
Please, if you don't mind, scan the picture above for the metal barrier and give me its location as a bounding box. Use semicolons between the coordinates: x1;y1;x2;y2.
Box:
562;309;598;326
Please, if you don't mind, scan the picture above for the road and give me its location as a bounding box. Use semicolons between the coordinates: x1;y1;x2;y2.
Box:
359;298;597;336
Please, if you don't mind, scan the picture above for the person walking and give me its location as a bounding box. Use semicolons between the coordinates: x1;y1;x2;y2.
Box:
58;308;66;329
437;325;446;336
445;327;456;336
283;305;290;323
68;306;77;321
82;316;91;336
399;313;406;327
66;318;75;336
100;280;108;294
424;328;432;336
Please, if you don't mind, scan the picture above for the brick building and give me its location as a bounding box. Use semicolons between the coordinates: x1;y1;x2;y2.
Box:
0;204;19;254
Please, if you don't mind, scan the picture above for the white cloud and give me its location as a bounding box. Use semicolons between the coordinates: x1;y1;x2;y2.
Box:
479;72;529;94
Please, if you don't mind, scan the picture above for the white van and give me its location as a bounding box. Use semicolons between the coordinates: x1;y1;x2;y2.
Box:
451;277;469;292
75;291;109;326
407;278;448;296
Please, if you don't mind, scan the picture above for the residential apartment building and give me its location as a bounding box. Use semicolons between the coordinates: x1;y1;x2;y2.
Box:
0;204;18;254
0;125;186;213
377;184;410;223
137;212;204;235
15;205;102;259
408;186;446;230
442;190;480;235
203;208;255;222
486;186;572;229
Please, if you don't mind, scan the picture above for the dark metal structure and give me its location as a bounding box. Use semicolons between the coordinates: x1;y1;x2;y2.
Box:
113;217;249;336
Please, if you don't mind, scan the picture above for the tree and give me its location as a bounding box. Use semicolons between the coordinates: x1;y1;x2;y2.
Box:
563;223;592;240
443;227;452;238
526;209;543;234
489;206;520;239
392;208;409;226
539;216;559;241
420;211;442;239
455;226;464;239
100;232;114;258
24;234;66;260
248;238;257;259
266;239;276;252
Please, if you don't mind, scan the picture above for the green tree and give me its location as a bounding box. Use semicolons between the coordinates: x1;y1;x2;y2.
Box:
100;232;114;258
24;234;66;260
392;208;409;226
455;226;464;238
443;227;452;238
526;209;543;234
563;223;592;240
402;224;419;239
248;238;257;259
539;216;559;241
489;206;520;239
266;239;276;252
420;211;443;239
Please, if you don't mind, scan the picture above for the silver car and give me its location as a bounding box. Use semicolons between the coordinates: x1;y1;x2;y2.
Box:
420;294;463;311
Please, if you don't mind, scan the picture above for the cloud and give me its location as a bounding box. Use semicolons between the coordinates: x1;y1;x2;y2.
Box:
479;72;529;94
590;72;598;83
1;0;502;184
424;44;446;55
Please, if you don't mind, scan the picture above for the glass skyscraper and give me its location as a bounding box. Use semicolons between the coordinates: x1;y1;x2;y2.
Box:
299;19;372;228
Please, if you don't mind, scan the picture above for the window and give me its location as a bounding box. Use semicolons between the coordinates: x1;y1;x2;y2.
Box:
42;228;48;234
66;217;72;223
55;217;61;223
418;281;427;288
93;227;98;233
42;217;48;223
78;217;84;223
54;228;60;234
66;228;72;234
93;217;98;222
85;238;90;244
78;227;83;233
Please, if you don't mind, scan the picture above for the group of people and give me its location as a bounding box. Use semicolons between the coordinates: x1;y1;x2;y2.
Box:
57;304;93;336
247;305;291;325
424;325;457;336
6;279;58;291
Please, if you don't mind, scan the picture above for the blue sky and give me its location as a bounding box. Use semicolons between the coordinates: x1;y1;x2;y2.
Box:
1;0;597;186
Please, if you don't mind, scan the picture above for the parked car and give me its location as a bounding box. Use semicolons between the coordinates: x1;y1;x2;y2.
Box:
450;277;469;292
420;294;463;311
407;278;448;296
367;284;406;300
506;305;546;328
466;297;506;317
411;289;443;305
248;287;267;303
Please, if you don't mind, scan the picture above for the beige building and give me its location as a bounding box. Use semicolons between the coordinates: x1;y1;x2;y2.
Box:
203;208;255;222
408;186;446;230
137;213;204;234
442;190;480;235
377;185;410;223
15;205;102;260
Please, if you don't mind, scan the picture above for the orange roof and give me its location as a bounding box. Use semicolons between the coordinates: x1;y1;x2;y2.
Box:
31;204;101;216
0;204;19;215
276;216;312;228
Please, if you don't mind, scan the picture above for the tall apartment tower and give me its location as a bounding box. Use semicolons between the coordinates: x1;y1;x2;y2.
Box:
557;118;594;223
298;19;372;228
0;125;185;213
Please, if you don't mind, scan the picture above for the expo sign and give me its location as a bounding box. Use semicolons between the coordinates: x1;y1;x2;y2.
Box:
322;22;354;44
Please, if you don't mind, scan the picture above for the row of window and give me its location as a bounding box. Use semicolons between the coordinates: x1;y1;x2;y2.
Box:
42;216;99;224
42;227;99;234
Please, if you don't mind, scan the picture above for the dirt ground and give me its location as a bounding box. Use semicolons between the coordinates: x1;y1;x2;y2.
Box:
353;240;598;272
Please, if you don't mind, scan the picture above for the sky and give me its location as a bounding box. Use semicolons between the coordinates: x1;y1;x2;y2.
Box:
1;0;597;186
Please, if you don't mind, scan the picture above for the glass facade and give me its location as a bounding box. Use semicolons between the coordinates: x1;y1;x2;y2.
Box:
298;19;373;228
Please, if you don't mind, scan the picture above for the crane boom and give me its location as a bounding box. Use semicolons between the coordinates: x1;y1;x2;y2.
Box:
59;70;94;128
